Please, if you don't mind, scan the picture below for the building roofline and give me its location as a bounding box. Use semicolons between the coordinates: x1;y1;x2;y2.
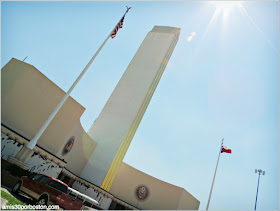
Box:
122;162;200;202
7;58;86;111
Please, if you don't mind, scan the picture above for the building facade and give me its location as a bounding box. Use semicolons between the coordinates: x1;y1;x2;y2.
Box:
1;26;200;210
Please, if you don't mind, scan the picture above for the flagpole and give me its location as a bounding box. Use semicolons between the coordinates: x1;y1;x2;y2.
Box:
254;172;261;210
206;138;224;210
26;7;131;150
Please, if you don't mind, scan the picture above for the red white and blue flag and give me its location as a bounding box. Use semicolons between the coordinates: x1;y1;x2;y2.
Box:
221;145;232;153
111;15;125;38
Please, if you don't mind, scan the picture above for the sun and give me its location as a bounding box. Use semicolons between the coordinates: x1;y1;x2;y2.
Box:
212;1;242;10
212;1;242;17
211;1;242;20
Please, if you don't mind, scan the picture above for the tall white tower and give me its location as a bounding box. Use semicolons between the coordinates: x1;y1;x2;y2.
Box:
81;26;181;190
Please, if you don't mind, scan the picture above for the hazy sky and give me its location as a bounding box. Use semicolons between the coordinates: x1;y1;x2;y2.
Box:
1;1;279;210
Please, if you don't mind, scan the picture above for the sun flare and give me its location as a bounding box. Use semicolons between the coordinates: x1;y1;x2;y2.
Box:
210;1;242;21
212;1;242;18
212;1;242;10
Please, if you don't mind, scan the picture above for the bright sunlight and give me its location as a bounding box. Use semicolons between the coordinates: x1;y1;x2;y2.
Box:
212;1;242;10
212;1;242;16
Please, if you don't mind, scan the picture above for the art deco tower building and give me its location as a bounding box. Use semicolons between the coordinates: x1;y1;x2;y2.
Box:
81;26;181;190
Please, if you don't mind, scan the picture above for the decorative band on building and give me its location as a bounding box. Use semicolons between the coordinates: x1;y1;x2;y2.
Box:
135;185;149;201
62;136;75;156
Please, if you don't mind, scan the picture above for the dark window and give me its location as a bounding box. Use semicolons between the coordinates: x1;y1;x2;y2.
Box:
83;201;100;210
33;175;42;181
37;176;49;183
48;180;68;193
57;172;64;180
62;176;71;185
83;201;91;207
115;203;126;210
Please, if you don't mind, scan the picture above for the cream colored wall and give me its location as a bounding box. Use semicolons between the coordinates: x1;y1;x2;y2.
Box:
58;121;97;176
110;162;200;210
178;189;200;210
1;58;84;155
1;58;96;175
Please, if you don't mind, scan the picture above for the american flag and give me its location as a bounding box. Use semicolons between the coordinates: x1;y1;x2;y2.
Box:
110;15;125;39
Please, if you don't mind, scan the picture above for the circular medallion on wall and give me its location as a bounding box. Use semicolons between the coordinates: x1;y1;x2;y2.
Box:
62;136;75;156
135;185;149;201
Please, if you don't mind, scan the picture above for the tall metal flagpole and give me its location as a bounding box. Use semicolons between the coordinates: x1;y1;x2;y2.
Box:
254;169;265;210
206;138;224;210
254;172;261;210
26;7;131;150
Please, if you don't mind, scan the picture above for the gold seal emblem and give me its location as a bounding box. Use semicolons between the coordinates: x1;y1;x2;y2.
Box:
62;136;74;156
136;185;149;201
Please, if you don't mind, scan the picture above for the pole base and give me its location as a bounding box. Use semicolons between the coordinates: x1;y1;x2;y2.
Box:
7;156;29;170
7;146;34;170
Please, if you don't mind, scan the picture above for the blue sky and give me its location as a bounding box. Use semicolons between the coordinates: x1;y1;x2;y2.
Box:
1;1;279;210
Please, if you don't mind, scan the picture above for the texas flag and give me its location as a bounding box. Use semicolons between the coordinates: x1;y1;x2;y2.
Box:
221;145;232;153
